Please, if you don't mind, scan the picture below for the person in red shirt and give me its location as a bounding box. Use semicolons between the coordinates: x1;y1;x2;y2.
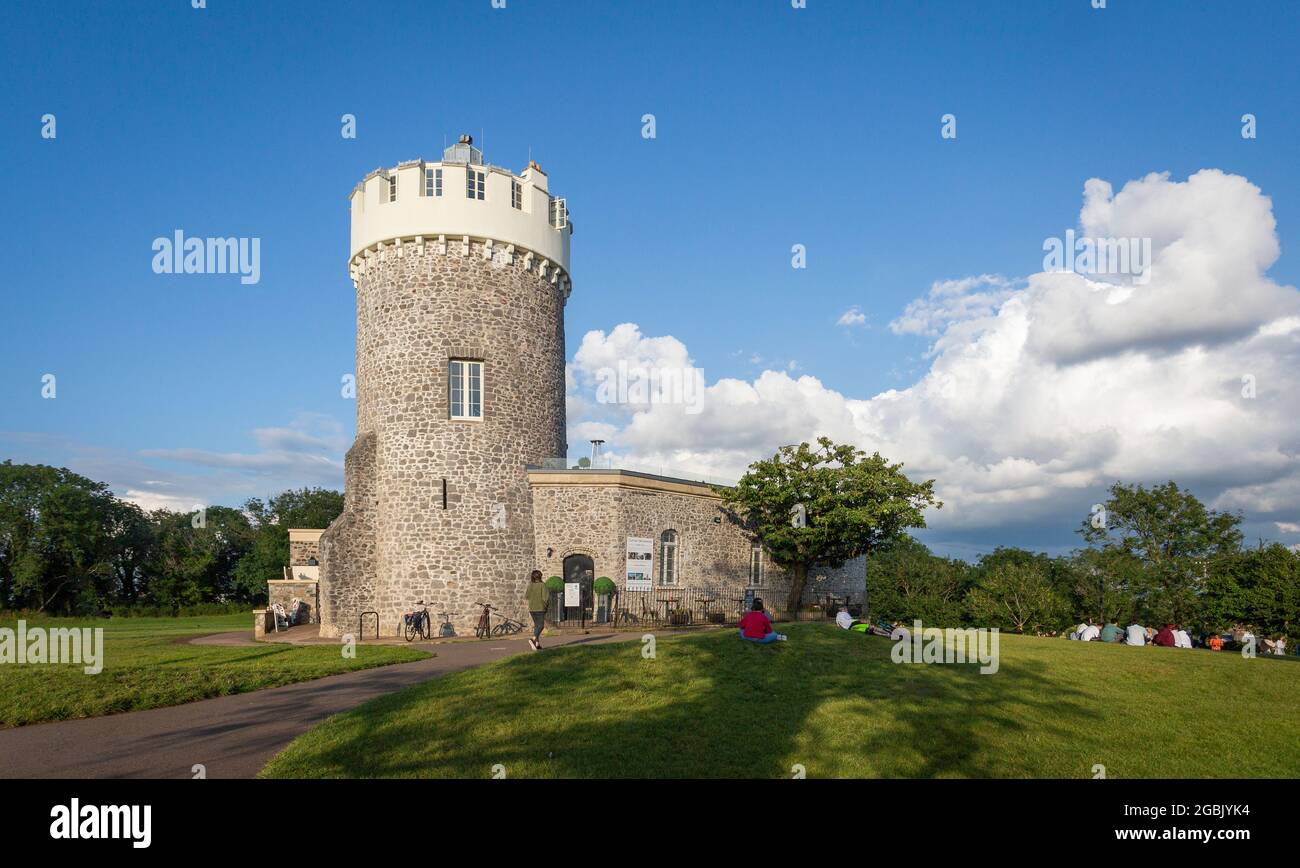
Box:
737;598;787;644
1153;623;1176;647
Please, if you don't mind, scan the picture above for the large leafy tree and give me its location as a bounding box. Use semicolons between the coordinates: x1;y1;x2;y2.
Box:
0;461;125;612
1066;546;1141;625
966;561;1067;634
1203;543;1300;637
720;438;940;614
866;535;971;626
1080;481;1243;624
233;487;343;600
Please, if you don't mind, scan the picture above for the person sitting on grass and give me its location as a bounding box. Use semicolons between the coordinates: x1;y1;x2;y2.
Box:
1207;633;1224;651
738;597;787;644
1099;620;1124;643
1153;623;1176;647
1078;622;1101;642
1173;625;1193;648
1124;621;1146;646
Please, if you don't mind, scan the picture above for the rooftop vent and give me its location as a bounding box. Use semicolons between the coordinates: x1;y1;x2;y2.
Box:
443;133;483;166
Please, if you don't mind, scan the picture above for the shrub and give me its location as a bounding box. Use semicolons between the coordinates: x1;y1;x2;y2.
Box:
593;576;617;596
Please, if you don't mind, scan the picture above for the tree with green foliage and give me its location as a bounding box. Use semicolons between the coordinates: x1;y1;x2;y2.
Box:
1203;543;1300;638
1066;546;1141;625
966;560;1067;634
720;438;940;614
866;534;971;626
0;461;127;612
1080;481;1243;625
233;487;344;600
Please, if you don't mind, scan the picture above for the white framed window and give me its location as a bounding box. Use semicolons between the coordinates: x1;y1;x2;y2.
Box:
549;196;567;228
424;167;438;197
435;168;443;197
466;169;485;200
448;360;483;420
749;544;764;587
659;530;678;586
511;179;522;210
387;176;397;203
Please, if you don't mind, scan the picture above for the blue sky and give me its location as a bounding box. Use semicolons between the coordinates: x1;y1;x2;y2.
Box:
3;0;1300;558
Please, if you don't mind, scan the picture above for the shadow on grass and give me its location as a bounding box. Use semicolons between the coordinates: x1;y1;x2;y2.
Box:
264;624;1098;778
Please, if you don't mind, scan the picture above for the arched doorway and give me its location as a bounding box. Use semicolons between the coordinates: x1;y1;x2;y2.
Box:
562;553;595;623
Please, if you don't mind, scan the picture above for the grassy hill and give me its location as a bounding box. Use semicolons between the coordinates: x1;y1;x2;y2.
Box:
0;613;428;727
261;622;1300;779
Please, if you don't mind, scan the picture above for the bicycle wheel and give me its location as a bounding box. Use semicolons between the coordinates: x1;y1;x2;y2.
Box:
405;619;417;642
491;621;507;636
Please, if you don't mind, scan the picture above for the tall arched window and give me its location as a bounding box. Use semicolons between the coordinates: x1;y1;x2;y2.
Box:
659;530;678;586
749;543;764;587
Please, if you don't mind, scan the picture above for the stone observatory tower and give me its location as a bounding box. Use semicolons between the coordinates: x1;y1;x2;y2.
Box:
318;135;572;638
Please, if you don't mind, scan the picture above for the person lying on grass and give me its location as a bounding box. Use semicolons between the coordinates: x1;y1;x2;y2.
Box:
738;597;787;644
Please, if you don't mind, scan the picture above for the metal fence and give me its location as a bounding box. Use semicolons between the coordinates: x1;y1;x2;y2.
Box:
548;587;769;628
545;587;863;628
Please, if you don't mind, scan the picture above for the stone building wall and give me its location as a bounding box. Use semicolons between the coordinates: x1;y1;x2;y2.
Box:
289;539;321;566
319;433;378;637
320;241;567;638
267;580;319;624
529;470;866;618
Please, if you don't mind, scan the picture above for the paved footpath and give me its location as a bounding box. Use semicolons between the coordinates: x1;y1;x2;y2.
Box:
0;631;650;779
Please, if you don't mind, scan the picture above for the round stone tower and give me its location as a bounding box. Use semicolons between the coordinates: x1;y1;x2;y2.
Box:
318;135;572;638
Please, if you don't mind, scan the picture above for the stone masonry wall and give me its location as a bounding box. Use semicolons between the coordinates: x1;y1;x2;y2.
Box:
321;240;567;638
318;432;378;638
289;539;320;566
530;474;866;618
268;580;319;624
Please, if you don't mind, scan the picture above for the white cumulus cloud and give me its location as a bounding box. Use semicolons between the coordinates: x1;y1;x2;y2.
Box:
566;170;1300;551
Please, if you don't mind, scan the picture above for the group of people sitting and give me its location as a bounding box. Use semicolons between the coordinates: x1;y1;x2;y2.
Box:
1069;620;1287;654
1070;620;1192;647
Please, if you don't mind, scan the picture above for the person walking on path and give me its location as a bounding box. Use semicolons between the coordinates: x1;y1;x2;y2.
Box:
526;570;549;651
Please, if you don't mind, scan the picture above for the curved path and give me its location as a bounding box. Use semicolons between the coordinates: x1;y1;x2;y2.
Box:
0;630;659;779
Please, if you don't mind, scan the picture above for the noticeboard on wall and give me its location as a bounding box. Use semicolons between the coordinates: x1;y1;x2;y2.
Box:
626;536;653;591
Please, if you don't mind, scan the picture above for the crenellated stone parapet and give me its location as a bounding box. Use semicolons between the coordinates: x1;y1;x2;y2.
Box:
347;233;572;300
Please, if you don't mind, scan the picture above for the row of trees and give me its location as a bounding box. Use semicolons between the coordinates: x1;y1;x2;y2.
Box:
720;440;1295;639
868;482;1299;638
0;461;343;614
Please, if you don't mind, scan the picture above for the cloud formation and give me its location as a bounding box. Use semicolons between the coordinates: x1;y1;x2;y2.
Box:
566;170;1300;553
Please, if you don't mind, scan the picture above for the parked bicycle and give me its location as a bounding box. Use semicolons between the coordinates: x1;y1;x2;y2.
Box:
404;601;432;642
474;601;524;639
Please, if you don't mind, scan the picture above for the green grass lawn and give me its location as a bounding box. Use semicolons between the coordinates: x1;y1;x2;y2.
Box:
261;623;1300;779
0;613;428;728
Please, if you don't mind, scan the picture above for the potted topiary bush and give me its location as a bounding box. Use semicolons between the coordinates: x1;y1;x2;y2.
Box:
545;575;564;620
593;576;617;623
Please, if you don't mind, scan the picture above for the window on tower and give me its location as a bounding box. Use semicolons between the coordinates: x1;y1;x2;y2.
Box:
387;176;397;203
424;167;441;197
749;543;764;587
549;196;568;229
511;179;522;210
467;169;485;201
449;359;483;420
